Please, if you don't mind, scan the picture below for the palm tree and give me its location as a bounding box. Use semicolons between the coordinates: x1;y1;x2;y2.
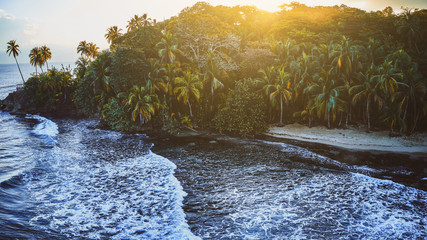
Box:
88;42;99;60
105;26;122;46
396;8;421;54
258;66;277;121
126;85;161;124
141;13;152;27
77;41;90;58
146;58;165;94
84;51;112;112
29;47;43;75
6;40;25;83
40;45;52;70
349;67;384;132
162;63;181;109
203;50;225;97
174;71;203;117
127;14;151;32
74;56;90;80
270;66;292;124
156;32;183;64
305;68;345;128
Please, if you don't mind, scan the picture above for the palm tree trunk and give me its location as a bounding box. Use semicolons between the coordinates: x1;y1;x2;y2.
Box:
188;101;193;117
14;56;25;83
327;110;331;129
35;67;38;75
280;97;283;124
366;98;371;132
46;62;49;71
345;113;349;129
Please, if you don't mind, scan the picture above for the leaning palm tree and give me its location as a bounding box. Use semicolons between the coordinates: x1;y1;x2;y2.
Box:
29;47;43;75
6;40;25;83
174;71;203;117
40;45;52;70
105;26;123;47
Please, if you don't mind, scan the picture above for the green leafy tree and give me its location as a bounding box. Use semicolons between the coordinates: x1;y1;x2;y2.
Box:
214;78;266;135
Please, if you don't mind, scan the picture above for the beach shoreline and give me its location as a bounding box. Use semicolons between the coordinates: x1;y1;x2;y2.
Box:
266;123;427;154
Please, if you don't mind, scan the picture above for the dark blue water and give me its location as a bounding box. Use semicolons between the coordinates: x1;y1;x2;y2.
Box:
0;113;197;239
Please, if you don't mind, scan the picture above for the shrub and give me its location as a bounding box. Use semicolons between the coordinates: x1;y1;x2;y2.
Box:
214;78;266;135
24;68;74;111
101;98;136;132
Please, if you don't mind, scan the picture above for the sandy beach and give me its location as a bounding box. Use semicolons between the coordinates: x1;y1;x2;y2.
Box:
266;123;427;153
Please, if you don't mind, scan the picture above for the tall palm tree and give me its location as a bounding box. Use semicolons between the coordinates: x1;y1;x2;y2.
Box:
349;67;384;132
258;66;277;121
105;26;123;46
29;47;43;75
6;40;25;83
86;51;112;97
161;63;181;109
40;45;52;70
305;68;345;128
127;85;161;124
174;71;203;117
270;66;292;124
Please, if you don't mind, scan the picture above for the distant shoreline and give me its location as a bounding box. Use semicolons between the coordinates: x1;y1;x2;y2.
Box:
266;123;427;154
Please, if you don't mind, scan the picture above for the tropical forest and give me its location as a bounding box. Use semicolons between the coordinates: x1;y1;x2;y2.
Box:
15;2;427;135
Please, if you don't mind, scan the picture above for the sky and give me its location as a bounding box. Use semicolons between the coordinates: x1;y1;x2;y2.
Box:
1;0;426;64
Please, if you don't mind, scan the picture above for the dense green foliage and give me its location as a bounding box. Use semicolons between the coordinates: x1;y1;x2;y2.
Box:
214;78;266;134
19;2;427;135
24;67;75;111
101;97;136;132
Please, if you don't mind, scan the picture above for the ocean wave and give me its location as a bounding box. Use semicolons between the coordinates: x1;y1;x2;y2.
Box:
27;145;200;239
25;114;59;139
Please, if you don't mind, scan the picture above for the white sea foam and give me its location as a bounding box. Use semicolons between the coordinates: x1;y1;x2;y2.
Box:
27;137;199;240
25;114;59;139
216;170;427;239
